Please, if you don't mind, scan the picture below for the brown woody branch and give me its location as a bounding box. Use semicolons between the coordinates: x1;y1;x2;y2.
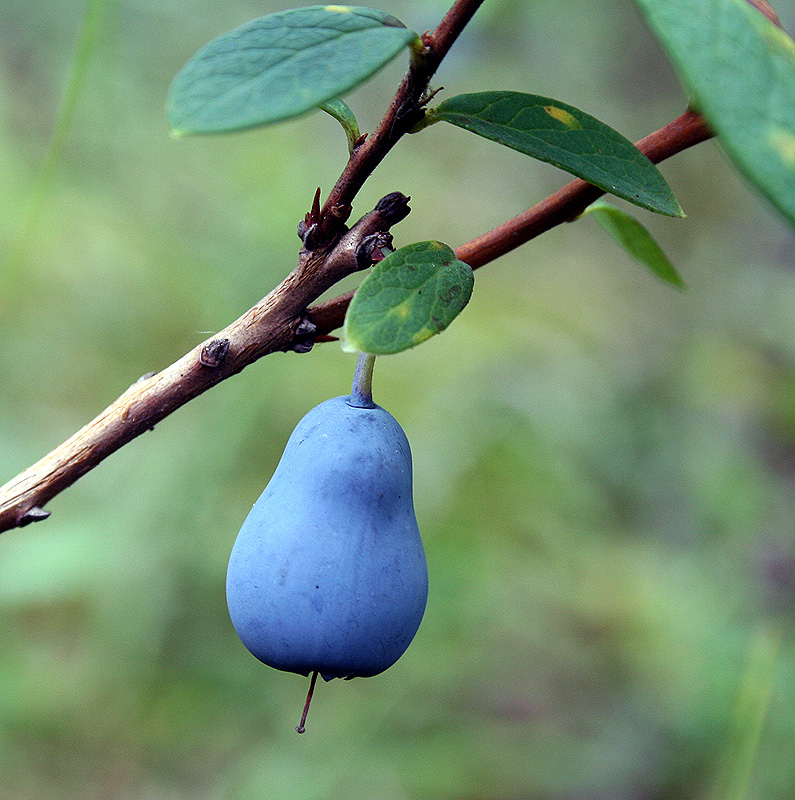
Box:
0;0;724;534
0;107;713;534
0;0;486;534
0;197;410;532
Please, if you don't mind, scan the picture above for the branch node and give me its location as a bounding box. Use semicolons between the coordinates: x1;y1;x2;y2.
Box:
297;220;317;248
356;232;394;269
289;316;317;353
410;31;434;71
395;98;425;130
330;203;352;223
199;338;230;368
18;506;51;527
298;188;325;250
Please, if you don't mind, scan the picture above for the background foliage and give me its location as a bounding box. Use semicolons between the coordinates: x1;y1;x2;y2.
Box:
2;1;795;798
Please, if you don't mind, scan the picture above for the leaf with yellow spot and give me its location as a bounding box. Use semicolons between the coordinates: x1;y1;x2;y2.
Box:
771;129;795;166
343;242;474;355
422;91;682;216
543;105;582;129
168;6;418;135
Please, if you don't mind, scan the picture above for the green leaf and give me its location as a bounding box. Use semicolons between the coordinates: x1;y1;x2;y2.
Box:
319;98;360;154
424;91;683;217
168;6;418;136
581;200;684;288
634;0;795;227
343;241;474;355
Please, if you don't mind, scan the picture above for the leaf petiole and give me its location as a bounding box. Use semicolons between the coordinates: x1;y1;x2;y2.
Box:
319;99;361;155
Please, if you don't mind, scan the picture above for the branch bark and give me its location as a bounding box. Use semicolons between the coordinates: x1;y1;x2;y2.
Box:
0;198;409;532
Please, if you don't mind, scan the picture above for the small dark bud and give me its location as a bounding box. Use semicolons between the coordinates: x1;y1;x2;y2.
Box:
356;232;394;270
19;506;51;527
301;223;319;250
298;188;324;248
290;316;317;353
294;318;317;338
375;192;411;226
200;338;230;368
310;187;321;223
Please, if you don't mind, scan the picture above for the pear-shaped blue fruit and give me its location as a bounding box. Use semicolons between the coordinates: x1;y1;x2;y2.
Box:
226;394;428;683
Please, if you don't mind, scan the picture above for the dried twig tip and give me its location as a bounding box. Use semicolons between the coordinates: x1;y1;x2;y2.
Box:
18;506;51;527
375;192;411;225
295;670;319;734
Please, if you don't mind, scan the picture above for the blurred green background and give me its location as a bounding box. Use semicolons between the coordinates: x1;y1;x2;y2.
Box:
2;1;795;798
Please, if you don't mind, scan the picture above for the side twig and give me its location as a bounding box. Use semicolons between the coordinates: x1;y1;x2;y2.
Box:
309;109;713;334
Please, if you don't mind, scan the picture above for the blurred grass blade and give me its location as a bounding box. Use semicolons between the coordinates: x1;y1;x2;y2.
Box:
634;0;795;227
582;200;684;288
343;241;474;355
168;6;419;136
424;91;683;217
1;0;106;302
710;621;781;800
319;98;361;154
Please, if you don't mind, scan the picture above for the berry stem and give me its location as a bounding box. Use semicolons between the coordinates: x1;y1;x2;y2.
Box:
349;353;377;408
296;670;319;734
